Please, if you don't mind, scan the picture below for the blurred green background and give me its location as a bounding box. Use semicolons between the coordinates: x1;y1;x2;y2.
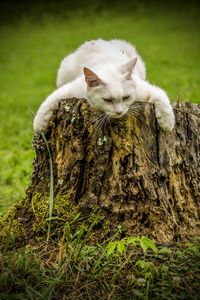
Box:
0;0;200;214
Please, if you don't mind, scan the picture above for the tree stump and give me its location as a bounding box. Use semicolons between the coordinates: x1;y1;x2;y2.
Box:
0;99;200;246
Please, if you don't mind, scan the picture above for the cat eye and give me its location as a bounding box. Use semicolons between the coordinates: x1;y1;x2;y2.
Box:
102;98;113;103
123;95;130;101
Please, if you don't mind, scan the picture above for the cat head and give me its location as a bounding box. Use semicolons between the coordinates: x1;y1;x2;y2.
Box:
83;58;137;118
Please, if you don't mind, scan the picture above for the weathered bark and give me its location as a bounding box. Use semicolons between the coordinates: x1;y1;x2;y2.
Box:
0;99;200;246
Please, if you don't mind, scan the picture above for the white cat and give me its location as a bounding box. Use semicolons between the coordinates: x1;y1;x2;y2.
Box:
33;39;175;132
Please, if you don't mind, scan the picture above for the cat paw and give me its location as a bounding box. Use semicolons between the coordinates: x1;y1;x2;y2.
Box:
33;111;53;133
155;106;175;131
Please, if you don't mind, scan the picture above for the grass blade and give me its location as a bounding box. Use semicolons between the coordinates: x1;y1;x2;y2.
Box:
30;111;54;241
65;222;70;252
77;211;100;258
41;132;54;241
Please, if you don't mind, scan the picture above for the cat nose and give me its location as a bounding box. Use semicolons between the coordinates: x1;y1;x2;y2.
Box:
116;111;123;115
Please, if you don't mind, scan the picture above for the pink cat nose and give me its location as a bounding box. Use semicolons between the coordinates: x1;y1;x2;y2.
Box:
116;111;123;115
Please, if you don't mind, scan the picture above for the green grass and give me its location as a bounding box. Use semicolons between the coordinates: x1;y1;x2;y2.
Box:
0;218;199;299
0;6;200;214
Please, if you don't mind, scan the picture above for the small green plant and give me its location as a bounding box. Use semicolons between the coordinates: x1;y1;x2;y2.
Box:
0;225;199;299
106;235;172;257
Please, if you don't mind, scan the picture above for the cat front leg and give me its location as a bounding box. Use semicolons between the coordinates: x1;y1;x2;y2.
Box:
33;96;57;133
149;92;175;131
33;86;69;133
33;77;85;133
135;78;175;131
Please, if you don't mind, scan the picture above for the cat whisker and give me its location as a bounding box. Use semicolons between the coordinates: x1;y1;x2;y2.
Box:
98;113;111;130
89;113;104;124
105;115;111;126
102;114;110;128
96;114;108;130
87;112;105;127
92;113;105;130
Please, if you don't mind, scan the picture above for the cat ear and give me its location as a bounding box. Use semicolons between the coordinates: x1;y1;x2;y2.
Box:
83;67;104;88
120;58;137;79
